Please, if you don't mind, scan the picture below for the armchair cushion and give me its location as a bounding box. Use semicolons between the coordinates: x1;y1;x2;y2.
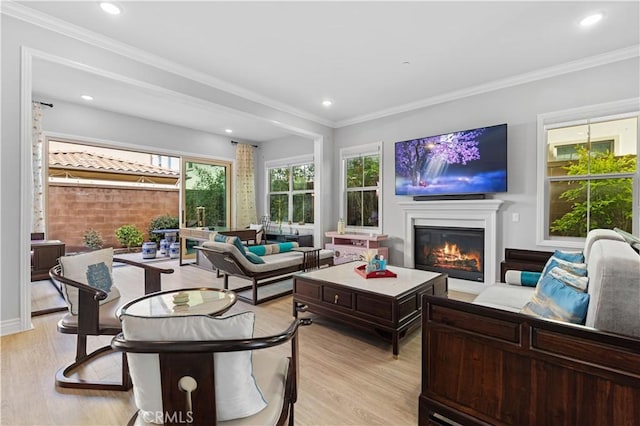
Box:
58;248;120;315
122;311;267;422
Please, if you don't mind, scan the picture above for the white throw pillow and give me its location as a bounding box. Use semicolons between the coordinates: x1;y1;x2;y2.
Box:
121;311;267;423
58;247;120;315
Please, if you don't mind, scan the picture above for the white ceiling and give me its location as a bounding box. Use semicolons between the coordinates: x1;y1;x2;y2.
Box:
13;1;640;141
31;59;290;142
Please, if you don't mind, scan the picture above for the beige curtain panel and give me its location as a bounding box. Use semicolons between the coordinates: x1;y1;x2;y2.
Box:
32;102;45;233
235;143;257;228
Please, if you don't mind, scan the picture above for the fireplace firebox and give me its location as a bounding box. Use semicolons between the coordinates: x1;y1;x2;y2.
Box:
414;226;484;282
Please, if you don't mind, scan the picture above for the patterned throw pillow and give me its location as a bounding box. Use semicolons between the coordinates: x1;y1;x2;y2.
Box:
549;266;589;292
552;249;585;264
521;274;590;324
540;256;587;278
58;247;120;315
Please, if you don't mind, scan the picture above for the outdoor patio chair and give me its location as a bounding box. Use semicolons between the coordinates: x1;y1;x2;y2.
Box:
49;248;174;391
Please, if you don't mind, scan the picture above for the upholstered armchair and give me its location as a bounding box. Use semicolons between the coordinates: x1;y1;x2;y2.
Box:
49;248;174;391
111;305;311;425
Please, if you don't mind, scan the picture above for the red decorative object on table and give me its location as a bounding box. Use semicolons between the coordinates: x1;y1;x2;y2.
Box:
354;264;398;279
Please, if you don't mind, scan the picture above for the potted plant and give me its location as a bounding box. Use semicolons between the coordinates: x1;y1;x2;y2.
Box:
115;224;143;252
82;228;104;250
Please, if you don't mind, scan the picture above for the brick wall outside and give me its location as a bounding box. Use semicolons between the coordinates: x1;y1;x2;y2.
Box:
48;184;179;252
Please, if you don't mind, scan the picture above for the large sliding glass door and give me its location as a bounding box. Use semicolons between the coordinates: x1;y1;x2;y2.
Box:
181;158;232;261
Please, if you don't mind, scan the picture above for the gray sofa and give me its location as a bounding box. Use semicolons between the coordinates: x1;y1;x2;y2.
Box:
419;229;640;425
195;240;334;305
473;228;640;337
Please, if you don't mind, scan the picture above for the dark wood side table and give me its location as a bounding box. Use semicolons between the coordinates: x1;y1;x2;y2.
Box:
31;239;65;281
292;247;321;271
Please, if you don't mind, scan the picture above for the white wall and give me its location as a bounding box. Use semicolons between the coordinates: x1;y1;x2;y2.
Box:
41;99;239;160
333;58;640;266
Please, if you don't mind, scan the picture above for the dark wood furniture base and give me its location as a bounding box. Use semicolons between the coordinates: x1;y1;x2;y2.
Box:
293;264;447;355
419;295;640;425
500;248;553;282
31;239;65;281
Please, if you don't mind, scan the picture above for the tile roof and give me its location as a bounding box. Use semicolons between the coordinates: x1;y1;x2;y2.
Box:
49;151;179;177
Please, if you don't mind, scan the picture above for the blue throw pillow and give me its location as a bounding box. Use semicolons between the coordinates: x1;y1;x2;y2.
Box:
245;252;265;264
553;249;585;264
521;274;590;324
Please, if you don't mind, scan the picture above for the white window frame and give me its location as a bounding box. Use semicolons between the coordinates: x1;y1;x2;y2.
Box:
339;142;383;234
536;98;640;247
265;154;315;225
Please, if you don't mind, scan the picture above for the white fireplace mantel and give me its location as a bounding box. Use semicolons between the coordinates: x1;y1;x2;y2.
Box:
399;199;503;293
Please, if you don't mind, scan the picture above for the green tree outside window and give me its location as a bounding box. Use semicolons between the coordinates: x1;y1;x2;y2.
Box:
550;147;636;237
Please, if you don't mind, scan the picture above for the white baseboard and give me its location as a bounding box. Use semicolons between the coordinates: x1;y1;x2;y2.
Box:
1;318;32;336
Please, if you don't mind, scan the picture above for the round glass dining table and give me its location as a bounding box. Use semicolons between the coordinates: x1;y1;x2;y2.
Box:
118;288;237;318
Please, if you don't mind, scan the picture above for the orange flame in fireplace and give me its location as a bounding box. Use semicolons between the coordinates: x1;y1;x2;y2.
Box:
426;241;481;272
443;242;460;257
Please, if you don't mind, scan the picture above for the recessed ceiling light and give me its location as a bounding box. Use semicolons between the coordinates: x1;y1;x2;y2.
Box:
225;129;233;133
99;2;121;15
322;100;333;107
580;13;603;27
80;95;93;101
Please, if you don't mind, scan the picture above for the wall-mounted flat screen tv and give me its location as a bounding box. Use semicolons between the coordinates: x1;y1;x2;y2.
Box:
395;123;507;197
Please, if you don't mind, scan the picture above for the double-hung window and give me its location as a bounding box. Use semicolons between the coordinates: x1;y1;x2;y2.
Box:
266;156;314;224
537;100;638;246
340;142;382;232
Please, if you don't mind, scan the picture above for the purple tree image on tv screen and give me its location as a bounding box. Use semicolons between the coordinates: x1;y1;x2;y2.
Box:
395;129;483;187
394;125;508;196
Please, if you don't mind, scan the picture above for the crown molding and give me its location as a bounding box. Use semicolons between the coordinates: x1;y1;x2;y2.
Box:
1;1;335;128
335;44;640;128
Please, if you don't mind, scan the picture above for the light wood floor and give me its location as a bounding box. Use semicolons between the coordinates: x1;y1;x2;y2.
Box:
1;259;475;425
